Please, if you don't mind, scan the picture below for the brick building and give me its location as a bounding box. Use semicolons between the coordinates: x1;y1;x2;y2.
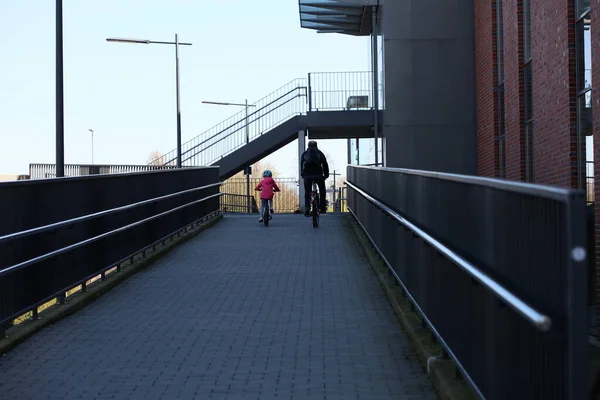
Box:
474;0;596;328
300;0;597;330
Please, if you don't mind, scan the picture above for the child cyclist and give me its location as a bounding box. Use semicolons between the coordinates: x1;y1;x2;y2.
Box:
254;170;280;223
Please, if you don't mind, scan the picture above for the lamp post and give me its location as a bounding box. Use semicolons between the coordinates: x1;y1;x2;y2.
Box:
56;0;65;177
88;129;95;164
371;6;380;166
202;100;256;213
106;35;192;168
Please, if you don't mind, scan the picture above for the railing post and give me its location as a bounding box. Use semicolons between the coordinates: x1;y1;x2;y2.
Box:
57;293;66;305
371;7;380;166
308;73;312;111
566;195;588;400
245;166;251;214
298;130;306;211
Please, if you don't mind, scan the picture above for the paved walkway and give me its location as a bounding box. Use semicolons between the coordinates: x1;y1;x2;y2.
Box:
0;214;437;400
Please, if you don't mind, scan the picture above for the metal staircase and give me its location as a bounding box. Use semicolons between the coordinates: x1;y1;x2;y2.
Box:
149;71;377;173
150;79;308;167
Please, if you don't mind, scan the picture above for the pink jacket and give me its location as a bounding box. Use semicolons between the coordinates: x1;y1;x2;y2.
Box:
255;177;280;200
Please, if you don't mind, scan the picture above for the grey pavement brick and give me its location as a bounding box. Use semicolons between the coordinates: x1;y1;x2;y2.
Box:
0;214;437;400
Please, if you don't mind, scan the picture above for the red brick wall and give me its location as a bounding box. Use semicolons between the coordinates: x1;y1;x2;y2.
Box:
529;0;578;188
502;0;526;181
475;0;497;177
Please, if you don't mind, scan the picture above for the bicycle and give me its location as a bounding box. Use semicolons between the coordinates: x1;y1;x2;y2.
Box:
258;190;279;227
310;182;320;228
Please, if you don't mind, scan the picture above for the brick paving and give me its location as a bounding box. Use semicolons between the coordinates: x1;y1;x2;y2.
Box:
0;213;437;400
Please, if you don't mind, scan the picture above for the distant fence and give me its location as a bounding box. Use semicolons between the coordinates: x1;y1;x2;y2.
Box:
221;177;300;213
220;193;259;213
346;165;587;400
29;163;177;180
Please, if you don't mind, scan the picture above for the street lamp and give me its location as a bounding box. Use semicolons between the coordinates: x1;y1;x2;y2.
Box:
88;129;95;164
202;100;256;213
106;35;192;168
56;0;65;177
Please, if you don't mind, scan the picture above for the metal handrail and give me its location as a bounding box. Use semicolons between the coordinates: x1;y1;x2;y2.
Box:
351;165;573;202
345;179;552;332
0;191;223;277
180;89;306;165
162;86;307;166
0;182;222;244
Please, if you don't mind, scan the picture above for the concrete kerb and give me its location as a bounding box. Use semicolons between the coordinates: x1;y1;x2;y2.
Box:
344;214;477;400
0;213;223;356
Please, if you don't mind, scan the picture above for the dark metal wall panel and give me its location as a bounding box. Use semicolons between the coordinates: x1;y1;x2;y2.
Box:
382;0;477;174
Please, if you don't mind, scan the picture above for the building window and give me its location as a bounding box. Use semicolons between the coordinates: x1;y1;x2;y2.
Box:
497;85;506;178
496;0;506;178
523;0;534;182
576;1;593;202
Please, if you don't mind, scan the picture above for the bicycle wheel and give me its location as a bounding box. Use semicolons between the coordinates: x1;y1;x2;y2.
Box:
264;209;269;226
312;204;319;228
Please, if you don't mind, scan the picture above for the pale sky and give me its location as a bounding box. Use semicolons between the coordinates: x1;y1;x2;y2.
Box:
0;0;373;177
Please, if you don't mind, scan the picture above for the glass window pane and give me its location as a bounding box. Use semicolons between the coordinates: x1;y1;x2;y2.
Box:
524;62;533;121
578;0;591;17
585;19;592;90
498;84;505;134
525;123;534;182
496;0;504;84
578;94;593;137
498;136;506;178
523;0;532;62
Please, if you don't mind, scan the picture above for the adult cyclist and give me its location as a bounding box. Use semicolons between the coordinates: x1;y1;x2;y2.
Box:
300;140;329;217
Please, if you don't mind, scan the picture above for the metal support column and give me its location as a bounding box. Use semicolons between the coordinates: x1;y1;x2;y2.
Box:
331;170;340;212
308;73;312;111
371;6;379;166
246;99;251;213
347;138;352;165
298;130;306;211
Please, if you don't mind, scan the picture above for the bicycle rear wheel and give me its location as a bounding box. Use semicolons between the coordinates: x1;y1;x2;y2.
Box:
264;209;269;226
312;204;319;228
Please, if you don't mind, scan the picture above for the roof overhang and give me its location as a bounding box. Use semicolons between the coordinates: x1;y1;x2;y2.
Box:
298;0;378;36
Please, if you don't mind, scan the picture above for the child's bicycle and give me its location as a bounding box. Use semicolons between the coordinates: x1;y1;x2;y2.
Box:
258;190;279;227
310;182;320;229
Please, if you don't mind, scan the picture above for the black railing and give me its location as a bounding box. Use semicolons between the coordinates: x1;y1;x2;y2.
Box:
346;165;587;400
220;194;259;213
0;168;221;334
308;71;377;111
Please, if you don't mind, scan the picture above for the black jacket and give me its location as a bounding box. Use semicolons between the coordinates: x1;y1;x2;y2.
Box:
300;148;329;180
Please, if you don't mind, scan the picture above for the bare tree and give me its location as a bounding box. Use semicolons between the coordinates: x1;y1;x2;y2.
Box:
229;159;281;179
147;151;165;166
